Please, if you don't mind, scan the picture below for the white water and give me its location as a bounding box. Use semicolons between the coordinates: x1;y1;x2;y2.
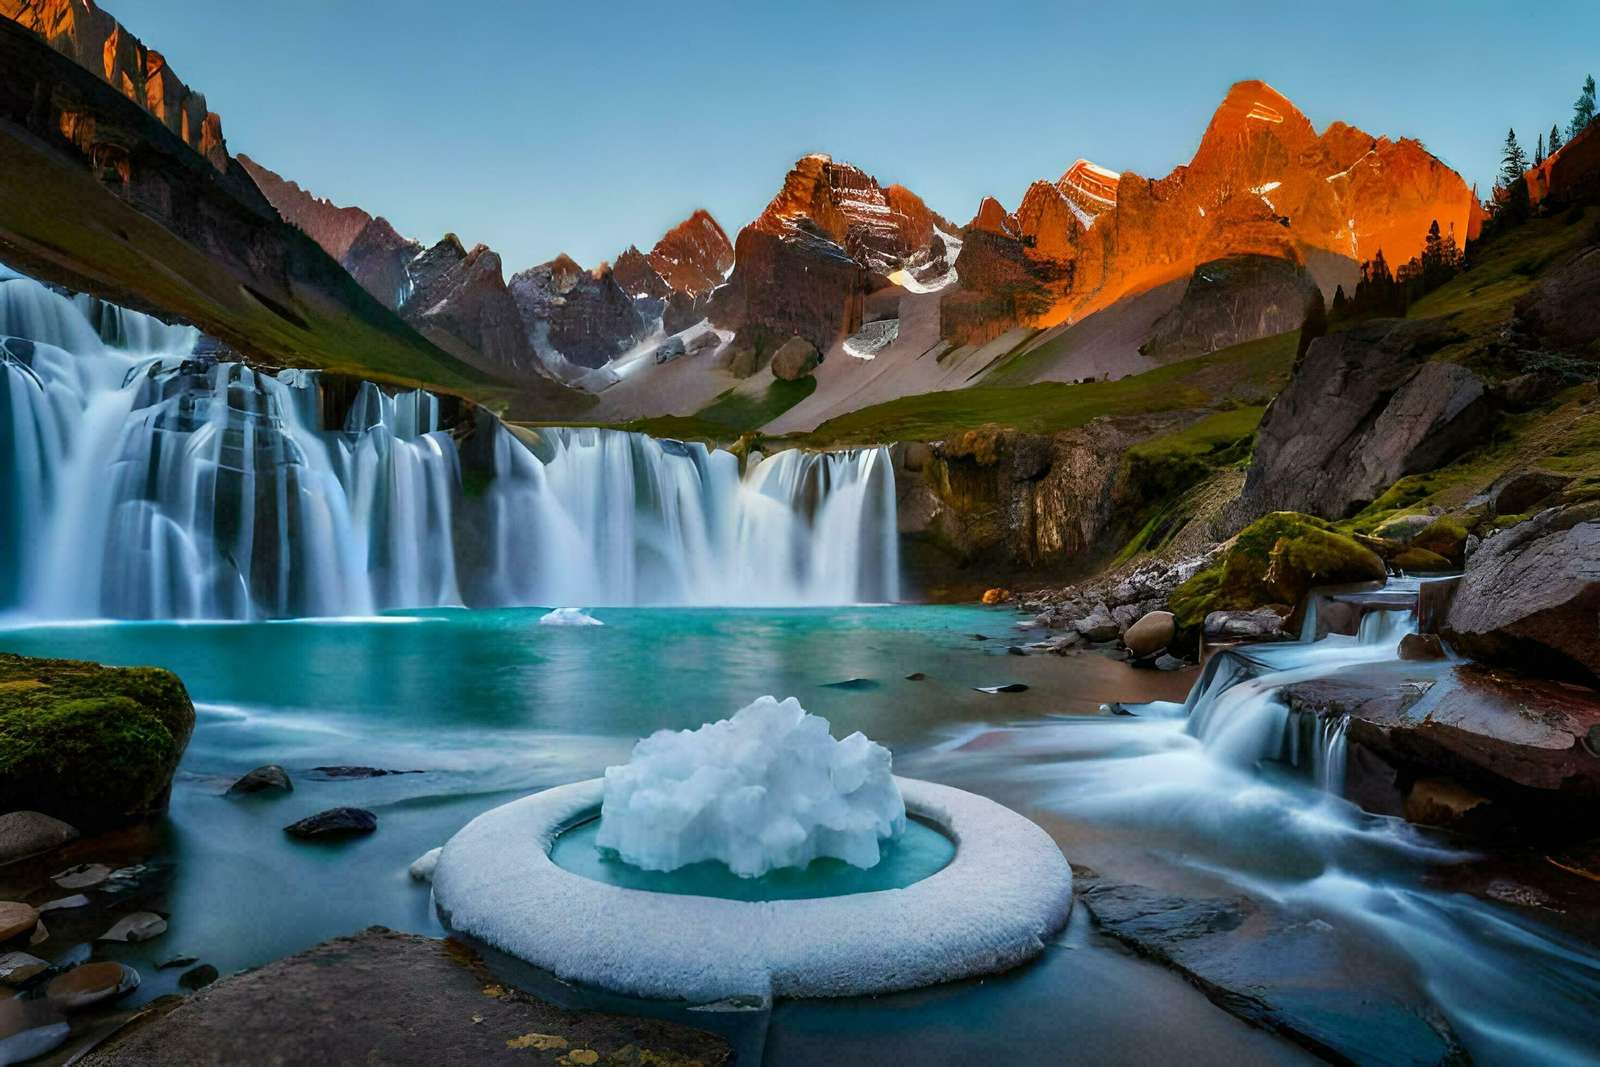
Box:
0;270;899;619
916;582;1600;1065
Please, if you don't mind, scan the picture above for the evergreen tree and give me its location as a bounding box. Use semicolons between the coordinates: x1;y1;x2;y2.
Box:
1535;131;1546;166
1500;128;1528;187
1331;285;1348;318
1550;124;1564;155
1571;75;1597;141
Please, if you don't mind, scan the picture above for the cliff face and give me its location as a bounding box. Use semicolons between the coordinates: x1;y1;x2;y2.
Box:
509;254;647;370
945;81;1480;344
646;209;733;296
2;0;227;169
711;155;947;353
1526;120;1600;209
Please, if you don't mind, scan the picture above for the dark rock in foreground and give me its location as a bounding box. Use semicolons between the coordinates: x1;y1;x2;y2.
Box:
77;927;729;1066
226;765;292;796
1080;879;1467;1065
283;808;377;840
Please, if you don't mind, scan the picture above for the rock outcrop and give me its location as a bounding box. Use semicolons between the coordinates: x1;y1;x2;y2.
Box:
770;336;821;381
509;254;646;370
712;155;946;351
1525;120;1600;210
642;208;733;296
1513;244;1600;353
0;652;195;829
1140;254;1324;360
945;81;1479;346
1442;506;1600;683
1234;319;1495;521
405;238;539;377
2;0;227;169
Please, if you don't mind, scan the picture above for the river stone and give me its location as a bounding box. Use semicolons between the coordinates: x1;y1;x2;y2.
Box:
0;811;79;864
0;998;70;1063
0;951;47;986
284;807;378;840
1123;611;1176;657
0;902;39;942
179;963;219;990
770;336;820;381
1441;507;1600;683
71;928;729;1066
1073;606;1120;642
40;894;90;913
1398;633;1446;661
52;863;112;890
46;960;140;1010
227;764;293;795
100;911;167;943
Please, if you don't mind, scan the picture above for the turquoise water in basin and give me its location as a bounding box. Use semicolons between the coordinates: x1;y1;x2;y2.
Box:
551;816;955;901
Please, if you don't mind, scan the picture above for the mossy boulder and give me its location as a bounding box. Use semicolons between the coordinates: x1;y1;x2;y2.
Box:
1410;516;1469;566
1392;547;1454;572
0;653;195;829
1170;512;1388;632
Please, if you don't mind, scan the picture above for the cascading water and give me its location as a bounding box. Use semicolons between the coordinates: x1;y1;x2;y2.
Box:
915;578;1600;1064
0;268;899;620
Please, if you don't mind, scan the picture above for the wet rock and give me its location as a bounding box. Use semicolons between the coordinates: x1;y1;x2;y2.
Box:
99;911;167;943
1123;611;1176;658
284;808;378;840
1398;633;1447;661
40;894;90;913
308;767;420;780
0;811;79;864
46;961;140;1010
73;927;729;1066
0;902;39;943
770;336;821;381
226;764;293;796
0;998;69;1063
1203;607;1290;642
1404;777;1497;834
0;950;47;986
1080;878;1466;1065
1441;506;1600;683
1073;606;1121;642
1392;547;1453;572
1373;513;1435;543
179;963;219;990
53;863;112;890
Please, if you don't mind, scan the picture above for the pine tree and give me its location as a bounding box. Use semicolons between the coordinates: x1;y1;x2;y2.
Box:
1571;75;1598;141
1550;124;1564;155
1535;131;1546;166
1499;128;1528;187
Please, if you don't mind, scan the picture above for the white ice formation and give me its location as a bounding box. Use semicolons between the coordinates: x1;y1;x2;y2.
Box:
539;607;604;627
595;696;905;877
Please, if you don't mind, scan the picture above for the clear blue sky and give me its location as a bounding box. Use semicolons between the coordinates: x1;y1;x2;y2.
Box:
127;0;1597;272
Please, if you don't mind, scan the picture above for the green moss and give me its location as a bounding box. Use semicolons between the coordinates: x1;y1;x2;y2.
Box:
1411;516;1469;565
1391;547;1453;571
1168;512;1387;630
0;653;195;828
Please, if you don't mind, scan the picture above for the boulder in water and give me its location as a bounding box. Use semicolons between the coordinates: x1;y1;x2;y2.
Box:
284;808;378;841
46;961;140;1010
227;764;293;796
1397;633;1446;661
1123;610;1176;657
0;811;78;865
0;653;195;830
1441;506;1600;683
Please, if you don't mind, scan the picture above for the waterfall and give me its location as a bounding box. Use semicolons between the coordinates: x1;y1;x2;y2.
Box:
0;269;900;620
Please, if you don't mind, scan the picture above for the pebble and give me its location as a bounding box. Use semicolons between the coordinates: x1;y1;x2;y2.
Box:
52;863;111;890
0;951;48;987
40;894;90;913
0;903;39;943
45;960;140;1010
284;807;378;840
99;911;168;943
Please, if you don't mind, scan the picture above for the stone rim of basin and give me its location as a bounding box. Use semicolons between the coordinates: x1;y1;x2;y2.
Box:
431;775;1073;1003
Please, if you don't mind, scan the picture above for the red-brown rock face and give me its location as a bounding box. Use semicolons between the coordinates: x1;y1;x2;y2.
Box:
646;209;733;296
2;0;227;169
945;81;1481;344
712;155;947;350
1526;121;1600;209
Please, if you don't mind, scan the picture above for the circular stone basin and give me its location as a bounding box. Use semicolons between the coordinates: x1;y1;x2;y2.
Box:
433;776;1073;1003
550;817;955;902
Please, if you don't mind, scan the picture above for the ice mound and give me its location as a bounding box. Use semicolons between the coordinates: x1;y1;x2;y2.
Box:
596;696;905;877
539;607;603;626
